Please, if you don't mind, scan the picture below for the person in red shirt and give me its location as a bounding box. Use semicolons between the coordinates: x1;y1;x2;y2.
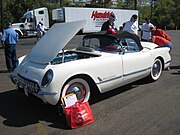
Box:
150;36;172;51
152;27;171;41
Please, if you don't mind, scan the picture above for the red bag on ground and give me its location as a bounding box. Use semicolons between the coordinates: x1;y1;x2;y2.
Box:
64;106;71;127
64;102;94;129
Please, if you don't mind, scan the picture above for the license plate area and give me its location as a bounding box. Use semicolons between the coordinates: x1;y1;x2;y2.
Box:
17;74;40;93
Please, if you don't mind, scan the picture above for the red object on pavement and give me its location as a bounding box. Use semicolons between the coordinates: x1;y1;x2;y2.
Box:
64;102;94;129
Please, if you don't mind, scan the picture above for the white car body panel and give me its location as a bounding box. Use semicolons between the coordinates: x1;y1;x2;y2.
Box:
10;21;171;105
122;50;151;81
141;41;159;49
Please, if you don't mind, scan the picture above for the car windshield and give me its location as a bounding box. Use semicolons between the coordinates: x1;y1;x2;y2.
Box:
82;37;120;53
120;38;140;52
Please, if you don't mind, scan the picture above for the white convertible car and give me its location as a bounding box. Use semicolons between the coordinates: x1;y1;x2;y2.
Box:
10;21;171;105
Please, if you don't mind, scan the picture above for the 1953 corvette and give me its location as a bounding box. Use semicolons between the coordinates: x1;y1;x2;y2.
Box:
10;20;171;105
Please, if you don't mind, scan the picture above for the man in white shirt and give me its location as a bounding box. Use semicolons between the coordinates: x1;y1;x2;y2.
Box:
123;14;139;35
141;17;154;41
35;19;47;43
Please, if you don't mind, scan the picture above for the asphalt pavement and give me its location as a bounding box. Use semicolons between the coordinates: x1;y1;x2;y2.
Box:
0;31;180;135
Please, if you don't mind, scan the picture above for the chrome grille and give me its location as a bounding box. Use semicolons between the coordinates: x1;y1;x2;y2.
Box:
17;74;40;93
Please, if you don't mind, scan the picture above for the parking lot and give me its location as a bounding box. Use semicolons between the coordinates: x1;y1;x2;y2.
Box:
0;31;180;135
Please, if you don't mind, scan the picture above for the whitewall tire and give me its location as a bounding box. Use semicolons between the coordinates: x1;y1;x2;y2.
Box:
61;78;90;102
149;59;162;81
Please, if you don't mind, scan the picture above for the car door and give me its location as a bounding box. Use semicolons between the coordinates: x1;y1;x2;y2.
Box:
120;38;151;82
83;36;124;93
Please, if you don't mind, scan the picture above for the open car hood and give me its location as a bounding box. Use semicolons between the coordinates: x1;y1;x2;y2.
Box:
27;20;86;64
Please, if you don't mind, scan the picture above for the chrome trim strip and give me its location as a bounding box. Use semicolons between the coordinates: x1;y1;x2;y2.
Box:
97;67;151;84
38;90;58;95
97;75;123;84
165;60;171;65
123;67;151;77
10;74;57;95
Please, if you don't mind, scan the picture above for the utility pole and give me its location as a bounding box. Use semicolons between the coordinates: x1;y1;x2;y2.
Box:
60;0;63;7
151;0;154;20
134;0;137;10
0;0;3;31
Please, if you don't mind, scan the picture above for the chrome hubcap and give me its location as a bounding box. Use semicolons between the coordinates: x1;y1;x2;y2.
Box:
66;82;86;101
153;61;160;77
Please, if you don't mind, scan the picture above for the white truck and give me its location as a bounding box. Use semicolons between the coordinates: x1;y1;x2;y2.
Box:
52;7;139;33
12;7;138;37
12;7;49;37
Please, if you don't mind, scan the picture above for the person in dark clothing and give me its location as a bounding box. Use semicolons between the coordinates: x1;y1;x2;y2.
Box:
1;22;19;72
101;14;116;31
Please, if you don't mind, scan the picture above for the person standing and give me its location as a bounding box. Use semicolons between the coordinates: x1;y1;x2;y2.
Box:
123;14;139;35
40;22;47;36
101;14;116;31
35;19;47;43
35;21;43;43
141;17;154;41
1;22;19;72
0;32;2;48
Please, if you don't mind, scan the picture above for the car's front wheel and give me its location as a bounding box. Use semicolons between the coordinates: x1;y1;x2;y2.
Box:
149;58;162;81
61;78;90;103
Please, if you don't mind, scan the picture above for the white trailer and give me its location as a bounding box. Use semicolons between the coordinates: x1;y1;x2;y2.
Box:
12;7;49;37
13;7;138;37
52;7;138;33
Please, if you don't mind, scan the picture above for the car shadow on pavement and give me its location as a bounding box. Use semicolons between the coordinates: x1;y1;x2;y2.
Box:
90;78;151;105
0;70;10;73
0;78;153;130
90;84;133;105
0;89;69;130
171;71;180;75
170;65;180;75
170;65;180;70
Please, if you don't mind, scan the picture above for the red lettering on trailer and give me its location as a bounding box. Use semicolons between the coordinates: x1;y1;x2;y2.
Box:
91;11;113;20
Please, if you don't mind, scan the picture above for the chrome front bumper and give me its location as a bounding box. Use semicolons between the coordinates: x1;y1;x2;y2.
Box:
9;74;58;95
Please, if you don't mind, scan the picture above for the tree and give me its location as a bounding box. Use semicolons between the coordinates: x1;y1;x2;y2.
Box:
138;4;151;24
90;0;111;8
1;0;180;30
173;0;180;29
153;0;176;29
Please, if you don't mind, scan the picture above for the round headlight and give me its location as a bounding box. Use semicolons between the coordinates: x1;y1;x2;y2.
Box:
41;69;54;87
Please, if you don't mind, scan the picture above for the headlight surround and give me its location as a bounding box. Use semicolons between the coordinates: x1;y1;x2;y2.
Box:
41;69;54;87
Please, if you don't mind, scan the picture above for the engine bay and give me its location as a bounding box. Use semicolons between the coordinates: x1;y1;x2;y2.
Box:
51;50;100;65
